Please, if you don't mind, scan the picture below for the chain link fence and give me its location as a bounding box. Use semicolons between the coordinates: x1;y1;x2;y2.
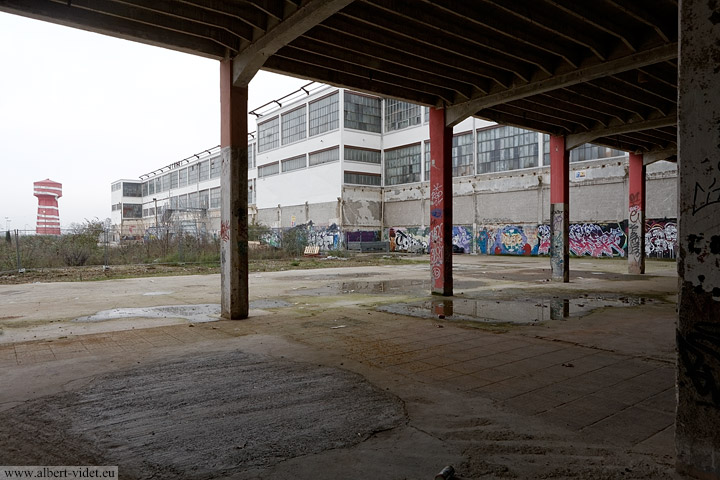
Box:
0;223;221;274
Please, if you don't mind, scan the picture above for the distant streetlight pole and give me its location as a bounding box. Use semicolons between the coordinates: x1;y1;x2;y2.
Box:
153;198;159;238
4;217;9;231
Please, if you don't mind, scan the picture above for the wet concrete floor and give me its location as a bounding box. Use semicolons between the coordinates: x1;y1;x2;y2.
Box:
0;255;681;479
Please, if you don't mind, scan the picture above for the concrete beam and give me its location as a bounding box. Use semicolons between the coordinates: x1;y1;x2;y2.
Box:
565;114;677;150
232;0;354;87
642;147;677;165
0;0;226;59
446;43;678;127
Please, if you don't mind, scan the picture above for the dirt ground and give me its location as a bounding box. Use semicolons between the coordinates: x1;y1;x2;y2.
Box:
0;255;682;479
0;254;422;284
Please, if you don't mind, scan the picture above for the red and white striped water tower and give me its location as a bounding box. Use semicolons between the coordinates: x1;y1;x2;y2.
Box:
34;179;62;235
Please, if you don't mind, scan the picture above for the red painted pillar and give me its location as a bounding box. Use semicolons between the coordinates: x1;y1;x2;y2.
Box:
628;153;646;274
429;108;453;295
220;59;249;319
550;135;569;282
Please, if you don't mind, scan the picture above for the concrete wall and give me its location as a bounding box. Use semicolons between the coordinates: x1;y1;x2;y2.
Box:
256;200;340;230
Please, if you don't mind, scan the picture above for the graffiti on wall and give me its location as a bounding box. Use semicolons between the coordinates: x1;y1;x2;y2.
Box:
452;225;472;253
535;224;551;255
308;223;341;251
261;230;282;248
259;222;342;251
645;219;677;259
493;225;532;255
388;227;429;253
569;223;626;257
476;222;628;258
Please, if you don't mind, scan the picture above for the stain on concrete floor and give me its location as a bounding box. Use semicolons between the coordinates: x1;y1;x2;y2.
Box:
0;349;405;479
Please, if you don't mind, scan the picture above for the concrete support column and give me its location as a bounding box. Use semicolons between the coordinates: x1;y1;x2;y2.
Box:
628;153;646;274
677;1;720;477
549;135;569;282
429;107;453;295
219;59;249;319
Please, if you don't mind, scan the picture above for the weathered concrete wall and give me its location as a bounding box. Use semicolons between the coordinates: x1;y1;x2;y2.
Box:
341;186;382;230
256;201;340;229
382;157;676;228
251;157;677;256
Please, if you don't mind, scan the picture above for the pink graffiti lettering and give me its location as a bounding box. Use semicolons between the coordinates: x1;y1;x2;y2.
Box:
569;223;625;257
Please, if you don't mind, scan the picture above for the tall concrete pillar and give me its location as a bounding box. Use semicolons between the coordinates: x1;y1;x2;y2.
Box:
677;1;720;477
628;153;646;274
550;135;569;282
429;108;453;295
219;59;249;319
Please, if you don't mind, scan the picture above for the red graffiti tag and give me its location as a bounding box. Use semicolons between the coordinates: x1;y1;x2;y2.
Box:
220;220;230;242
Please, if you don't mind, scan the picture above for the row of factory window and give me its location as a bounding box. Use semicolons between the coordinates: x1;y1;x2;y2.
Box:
120;125;627;215
133;157;222;197
121;180;258;220
256;91;431;153
254;126;626;187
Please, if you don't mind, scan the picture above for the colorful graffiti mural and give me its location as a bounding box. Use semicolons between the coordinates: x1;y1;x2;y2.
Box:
260;222;342;251
452;226;473;253
493;225;532;255
535;224;551;255
476;222;628;258
569;223;626;257
645;219;677;259
308;223;341;251
388;227;429;253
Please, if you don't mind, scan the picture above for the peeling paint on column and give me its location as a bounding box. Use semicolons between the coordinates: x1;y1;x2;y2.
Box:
429;108;452;295
628;154;646;274
550;205;568;281
677;0;720;476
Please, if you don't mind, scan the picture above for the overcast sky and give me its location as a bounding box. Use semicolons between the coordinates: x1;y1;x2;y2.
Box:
0;12;309;232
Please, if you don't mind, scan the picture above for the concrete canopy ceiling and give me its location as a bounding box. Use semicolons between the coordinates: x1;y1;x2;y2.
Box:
0;0;678;157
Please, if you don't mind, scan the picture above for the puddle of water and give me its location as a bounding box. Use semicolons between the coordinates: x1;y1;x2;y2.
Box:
378;294;657;325
74;304;221;323
300;279;485;296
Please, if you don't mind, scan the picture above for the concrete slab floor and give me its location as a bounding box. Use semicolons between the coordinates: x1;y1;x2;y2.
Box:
0;256;681;479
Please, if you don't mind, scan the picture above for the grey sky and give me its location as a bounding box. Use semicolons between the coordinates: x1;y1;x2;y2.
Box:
0;12;308;232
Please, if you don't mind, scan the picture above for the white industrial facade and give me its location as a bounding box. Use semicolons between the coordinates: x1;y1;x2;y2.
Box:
111;83;677;255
